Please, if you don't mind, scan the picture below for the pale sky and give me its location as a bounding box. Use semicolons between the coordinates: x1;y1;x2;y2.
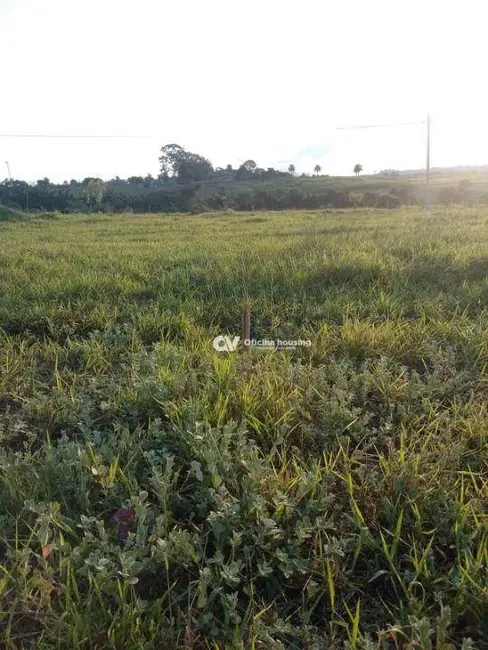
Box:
1;0;487;182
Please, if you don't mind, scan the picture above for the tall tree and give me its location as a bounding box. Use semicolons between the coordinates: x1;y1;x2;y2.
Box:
180;156;213;183
36;177;51;190
353;164;363;177
236;160;258;181
159;144;186;178
159;144;213;183
314;164;321;176
288;164;296;175
84;179;105;211
242;160;257;173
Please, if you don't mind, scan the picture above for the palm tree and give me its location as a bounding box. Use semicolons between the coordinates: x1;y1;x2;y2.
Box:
288;164;296;175
353;164;363;177
314;164;321;176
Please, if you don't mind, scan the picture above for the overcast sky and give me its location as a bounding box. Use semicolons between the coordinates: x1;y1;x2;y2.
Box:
1;0;487;182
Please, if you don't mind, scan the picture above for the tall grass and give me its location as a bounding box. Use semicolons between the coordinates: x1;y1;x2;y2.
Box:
0;207;486;649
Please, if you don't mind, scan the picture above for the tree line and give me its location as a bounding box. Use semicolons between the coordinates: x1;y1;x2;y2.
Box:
0;176;425;213
0;143;476;213
0;144;365;213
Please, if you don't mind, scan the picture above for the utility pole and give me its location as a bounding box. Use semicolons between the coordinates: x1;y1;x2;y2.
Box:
5;161;12;179
424;113;430;210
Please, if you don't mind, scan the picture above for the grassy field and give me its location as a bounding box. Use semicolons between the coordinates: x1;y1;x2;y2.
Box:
0;207;487;649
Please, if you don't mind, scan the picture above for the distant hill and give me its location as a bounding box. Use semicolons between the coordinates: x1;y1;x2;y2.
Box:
375;165;488;178
431;164;488;172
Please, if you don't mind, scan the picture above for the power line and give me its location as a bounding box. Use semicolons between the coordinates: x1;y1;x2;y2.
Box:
0;117;432;210
0;133;157;139
335;120;426;130
0;121;428;139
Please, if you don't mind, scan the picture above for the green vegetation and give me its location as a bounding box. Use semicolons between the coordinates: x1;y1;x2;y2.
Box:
4;143;488;214
0;206;26;222
0;207;487;649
